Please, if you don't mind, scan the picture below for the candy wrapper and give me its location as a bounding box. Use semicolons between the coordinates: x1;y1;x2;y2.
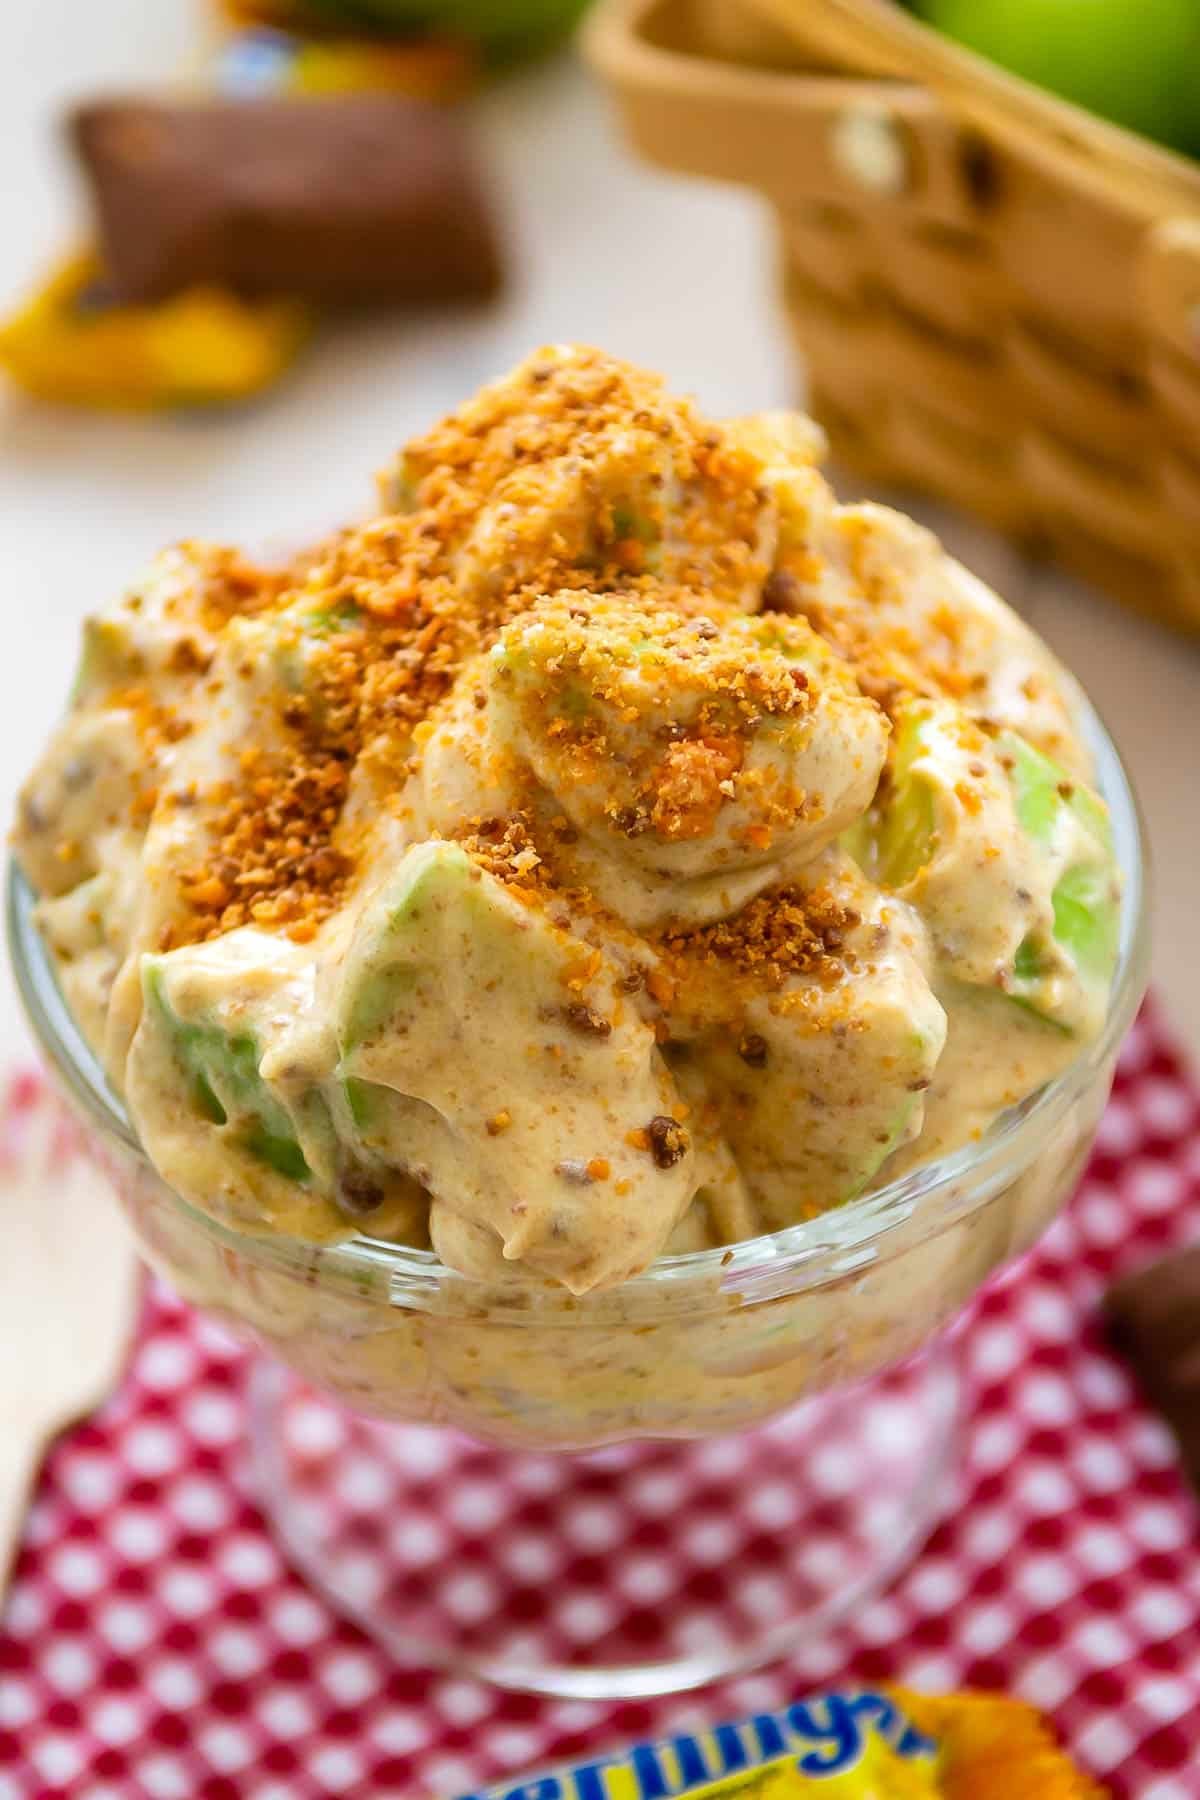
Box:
208;23;475;98
0;24;478;410
452;1689;1105;1799
0;252;313;410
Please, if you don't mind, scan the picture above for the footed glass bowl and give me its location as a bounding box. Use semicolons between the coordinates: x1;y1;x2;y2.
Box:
8;703;1148;1698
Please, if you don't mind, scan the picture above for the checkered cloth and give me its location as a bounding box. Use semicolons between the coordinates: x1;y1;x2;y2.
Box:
2;1004;1199;1800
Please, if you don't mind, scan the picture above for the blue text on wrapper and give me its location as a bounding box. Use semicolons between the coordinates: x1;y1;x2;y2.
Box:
454;1692;939;1799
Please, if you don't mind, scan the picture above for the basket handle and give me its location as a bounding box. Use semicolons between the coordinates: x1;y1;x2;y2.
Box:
586;0;973;217
1140;219;1200;365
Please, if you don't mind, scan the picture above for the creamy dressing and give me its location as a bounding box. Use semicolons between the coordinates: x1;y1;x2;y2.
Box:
13;349;1121;1300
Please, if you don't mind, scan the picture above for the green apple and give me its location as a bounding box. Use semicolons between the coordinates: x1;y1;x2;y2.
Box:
909;0;1200;158
296;0;593;61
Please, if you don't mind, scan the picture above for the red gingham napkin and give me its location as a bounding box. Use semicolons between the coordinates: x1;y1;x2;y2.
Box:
2;1002;1199;1800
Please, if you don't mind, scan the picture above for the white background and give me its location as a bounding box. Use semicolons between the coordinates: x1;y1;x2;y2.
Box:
1;0;1197;1065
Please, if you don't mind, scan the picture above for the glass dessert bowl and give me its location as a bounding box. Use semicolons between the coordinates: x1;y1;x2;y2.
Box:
8;348;1151;1695
8;696;1146;1697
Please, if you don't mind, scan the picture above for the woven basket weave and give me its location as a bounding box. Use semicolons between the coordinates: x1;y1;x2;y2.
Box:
587;0;1200;630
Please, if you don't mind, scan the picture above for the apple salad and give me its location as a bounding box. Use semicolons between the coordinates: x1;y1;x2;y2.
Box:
14;347;1120;1295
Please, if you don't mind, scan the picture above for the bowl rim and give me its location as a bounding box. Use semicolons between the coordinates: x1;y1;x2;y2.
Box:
7;689;1150;1304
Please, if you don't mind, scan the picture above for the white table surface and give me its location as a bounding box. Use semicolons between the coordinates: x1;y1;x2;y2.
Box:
1;0;1197;1070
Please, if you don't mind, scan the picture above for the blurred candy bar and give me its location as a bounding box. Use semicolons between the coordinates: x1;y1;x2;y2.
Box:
1106;1245;1200;1494
70;93;503;306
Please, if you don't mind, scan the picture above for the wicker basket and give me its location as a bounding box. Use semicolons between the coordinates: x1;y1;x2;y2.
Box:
586;0;1200;630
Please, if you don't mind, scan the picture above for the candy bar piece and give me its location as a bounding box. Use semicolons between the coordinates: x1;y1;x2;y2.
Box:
70;93;502;306
1106;1244;1200;1493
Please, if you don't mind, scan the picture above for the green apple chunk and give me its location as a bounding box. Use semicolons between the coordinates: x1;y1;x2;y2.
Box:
845;698;1119;1034
71;544;227;704
15;711;147;901
17;542;252;901
662;850;947;1228
395;345;784;613
451;447;670;607
128;933;331;1236
1005;732;1121;1016
334;841;696;1292
142;960;314;1183
127;931;423;1242
486;591;887;885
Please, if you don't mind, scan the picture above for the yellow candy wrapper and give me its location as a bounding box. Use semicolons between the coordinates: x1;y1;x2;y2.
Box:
0;254;313;411
451;1688;1105;1800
